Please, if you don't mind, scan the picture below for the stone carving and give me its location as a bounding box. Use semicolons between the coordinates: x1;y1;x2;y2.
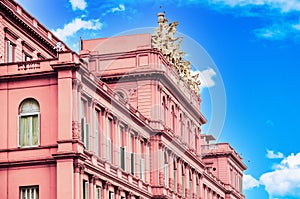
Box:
54;42;65;52
152;13;201;94
72;121;80;139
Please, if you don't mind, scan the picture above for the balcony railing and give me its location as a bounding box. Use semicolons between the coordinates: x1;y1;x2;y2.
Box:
201;143;243;161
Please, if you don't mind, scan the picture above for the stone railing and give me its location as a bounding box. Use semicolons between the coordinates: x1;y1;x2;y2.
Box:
201;143;243;161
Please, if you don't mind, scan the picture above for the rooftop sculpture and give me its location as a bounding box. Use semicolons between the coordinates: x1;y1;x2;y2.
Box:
152;13;201;94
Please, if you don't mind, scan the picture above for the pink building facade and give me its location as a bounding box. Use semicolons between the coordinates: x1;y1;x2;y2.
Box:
0;1;246;199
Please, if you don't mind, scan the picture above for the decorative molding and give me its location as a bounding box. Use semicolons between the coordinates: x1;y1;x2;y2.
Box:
74;162;85;173
72;121;80;139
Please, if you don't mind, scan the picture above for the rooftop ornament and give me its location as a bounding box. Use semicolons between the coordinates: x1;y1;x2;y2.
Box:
54;42;65;52
152;12;201;94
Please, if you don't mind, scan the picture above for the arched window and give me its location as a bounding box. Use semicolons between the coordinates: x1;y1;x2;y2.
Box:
117;91;125;100
19;98;40;147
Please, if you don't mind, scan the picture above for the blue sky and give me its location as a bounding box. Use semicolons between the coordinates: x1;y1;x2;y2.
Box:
16;0;300;198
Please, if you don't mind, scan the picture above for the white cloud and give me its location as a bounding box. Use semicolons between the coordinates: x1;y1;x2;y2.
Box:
102;4;126;17
254;26;287;40
267;149;284;159
52;18;102;42
69;0;87;10
210;0;300;12
292;23;300;31
243;174;260;190
111;4;125;13
192;68;216;90
280;153;300;169
260;152;300;197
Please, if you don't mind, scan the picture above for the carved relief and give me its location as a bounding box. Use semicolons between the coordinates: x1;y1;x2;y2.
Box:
152;13;201;94
72;121;80;139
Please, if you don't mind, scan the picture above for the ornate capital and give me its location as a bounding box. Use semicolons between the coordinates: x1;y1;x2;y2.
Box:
103;180;112;190
72;79;80;89
89;174;96;184
74;162;85;173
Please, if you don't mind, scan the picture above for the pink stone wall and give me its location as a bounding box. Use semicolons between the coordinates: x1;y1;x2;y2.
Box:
0;165;57;199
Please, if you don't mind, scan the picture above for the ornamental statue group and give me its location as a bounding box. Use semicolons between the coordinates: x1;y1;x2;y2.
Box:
152;13;201;94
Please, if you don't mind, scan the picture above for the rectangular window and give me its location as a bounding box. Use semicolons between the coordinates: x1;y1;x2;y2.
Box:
20;186;39;199
130;134;135;175
120;146;126;170
83;180;89;199
173;168;177;192
164;163;169;188
182;175;185;196
120;126;126;170
19;113;40;147
81;99;89;150
140;158;145;181
107;118;112;163
239;176;243;193
234;172;237;189
24;53;32;61
109;191;114;199
94;110;100;156
6;40;14;63
96;186;101;199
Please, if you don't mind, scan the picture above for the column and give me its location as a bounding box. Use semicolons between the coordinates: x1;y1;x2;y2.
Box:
192;171;196;199
89;175;95;199
135;134;141;179
72;79;79;139
103;181;108;199
169;155;174;190
185;166;189;198
145;140;150;183
150;135;160;185
57;68;73;149
177;160;182;196
74;162;83;199
199;174;203;199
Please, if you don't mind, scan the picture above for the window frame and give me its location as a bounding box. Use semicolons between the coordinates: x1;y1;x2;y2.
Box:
20;185;39;199
96;186;102;199
107;118;113;163
94;109;100;156
81;99;90;150
6;40;15;63
24;52;32;61
18;99;40;148
83;180;89;199
119;125;126;170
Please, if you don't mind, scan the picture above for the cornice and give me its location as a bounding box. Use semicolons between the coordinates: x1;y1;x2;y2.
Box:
100;69;206;124
0;158;56;168
0;0;66;57
202;151;247;170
